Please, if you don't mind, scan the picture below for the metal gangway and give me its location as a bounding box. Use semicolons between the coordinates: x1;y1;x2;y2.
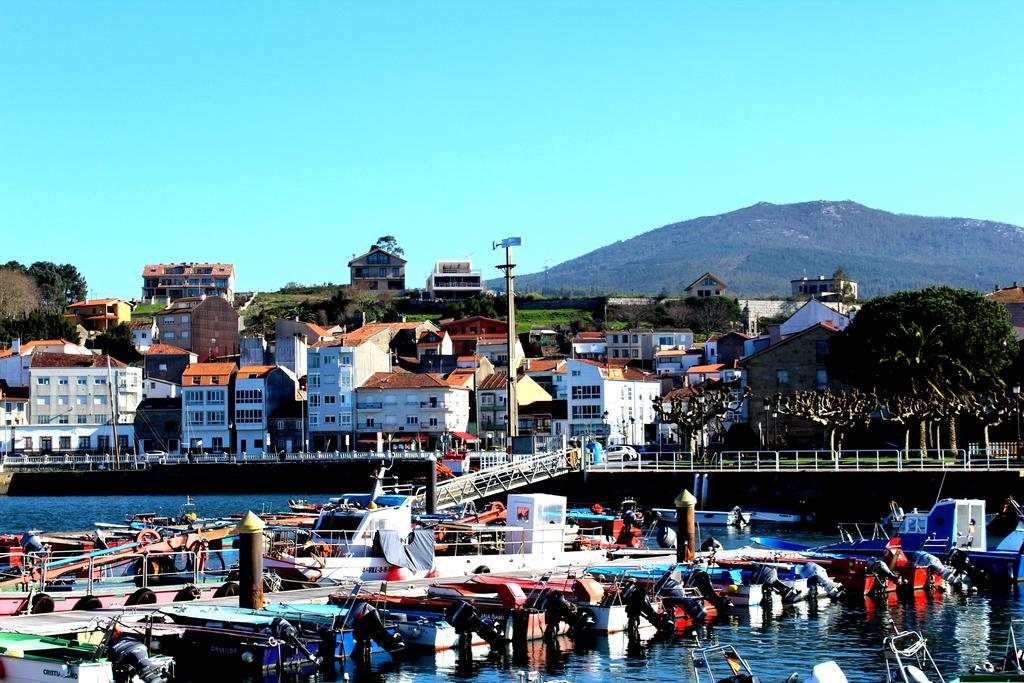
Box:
426;447;580;510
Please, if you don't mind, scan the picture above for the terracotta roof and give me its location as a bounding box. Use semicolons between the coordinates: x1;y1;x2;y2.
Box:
457;355;481;362
127;320;154;330
988;286;1024;304
182;362;236;385
687;364;725;374
237;365;276;378
31;353;125;369
663;386;696;402
142;263;234;276
440;316;507;329
573;332;605;340
525;359;565;373
305;323;333;338
145;343;192;356
656;349;691;357
359;372;466;390
684;271;727;291
68;298;126;308
478;373;509;390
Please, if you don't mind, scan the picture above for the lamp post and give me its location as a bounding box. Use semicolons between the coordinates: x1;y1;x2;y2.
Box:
493;237;522;446
602;410;610;446
1014;385;1022;457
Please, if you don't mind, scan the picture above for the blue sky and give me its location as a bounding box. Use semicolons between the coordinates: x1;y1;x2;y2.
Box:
2;2;1021;298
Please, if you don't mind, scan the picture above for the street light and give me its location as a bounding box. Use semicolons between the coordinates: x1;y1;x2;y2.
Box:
1014;385;1021;457
602;410;610;446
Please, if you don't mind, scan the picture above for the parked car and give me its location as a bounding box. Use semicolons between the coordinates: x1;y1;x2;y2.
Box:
605;445;640;461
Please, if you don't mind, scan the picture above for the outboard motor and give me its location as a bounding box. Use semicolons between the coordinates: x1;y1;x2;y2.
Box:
797;562;843;599
867;559;905;595
914;552;961;590
111;637;171;683
21;532;44;554
684;568;733;610
620;580;674;633
652;572;706;621
444;599;505;648
349;604;405;655
531;588;595;637
655;525;677;549
700;537;723;553
271;617;321;663
617;508;644;547
947;548;985;588
749;563;803;604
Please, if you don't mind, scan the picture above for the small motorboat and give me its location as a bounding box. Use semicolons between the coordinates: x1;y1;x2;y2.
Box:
652;506;750;528
0;630;173;683
689;640;849;683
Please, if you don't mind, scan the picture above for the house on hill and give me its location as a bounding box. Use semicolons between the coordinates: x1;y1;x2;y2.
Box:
349;246;406;295
685;272;728;298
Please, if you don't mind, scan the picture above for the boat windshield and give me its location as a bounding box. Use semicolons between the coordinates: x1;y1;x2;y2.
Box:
316;514;364;532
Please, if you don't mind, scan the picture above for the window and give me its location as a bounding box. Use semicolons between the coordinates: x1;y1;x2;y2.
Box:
58;376;69;385
97;435;109;451
40;437;53;452
571;370;581;377
211;437;223;450
180;331;189;339
206;411;226;425
324;415;337;424
816;370;829;389
659;336;673;346
95;377;107;385
815;340;829;363
342;414;351;424
480;394;494;405
180;315;189;324
57;396;69;406
206;390;222;402
37;397;50;406
309;394;321;407
76;396;86;405
77;415;88;424
254;439;264;449
324;395;336;404
322;354;335;365
163;316;174;324
309;375;321;388
429;417;438;426
365;417;375;427
406;416;419;425
37;377;50;386
236;389;263;403
57;415;68;424
572;405;602;420
77;377;87;385
631;334;638;343
211;376;220;384
78;436;91;449
309;355;321;369
367;251;390;264
309;415;319;426
571;385;601;400
236;409;263;424
59;436;71;449
191;376;200;385
164;332;175;340
776;370;789;387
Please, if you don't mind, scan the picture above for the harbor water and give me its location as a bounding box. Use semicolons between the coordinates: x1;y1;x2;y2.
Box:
0;493;1019;682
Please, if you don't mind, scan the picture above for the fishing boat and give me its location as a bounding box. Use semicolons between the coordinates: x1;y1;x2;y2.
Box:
0;631;173;683
264;490;610;585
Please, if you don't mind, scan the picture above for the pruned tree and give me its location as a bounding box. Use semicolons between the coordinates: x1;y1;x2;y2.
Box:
653;385;751;455
769;388;876;455
0;268;41;319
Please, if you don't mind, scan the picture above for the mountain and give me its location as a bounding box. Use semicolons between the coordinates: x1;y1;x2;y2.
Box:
502;200;1024;298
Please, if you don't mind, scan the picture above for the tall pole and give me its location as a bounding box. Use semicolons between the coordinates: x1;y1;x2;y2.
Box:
494;238;521;446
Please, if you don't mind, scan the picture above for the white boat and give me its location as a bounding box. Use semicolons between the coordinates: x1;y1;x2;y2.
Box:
264;491;610;585
652;506;750;527
0;632;173;683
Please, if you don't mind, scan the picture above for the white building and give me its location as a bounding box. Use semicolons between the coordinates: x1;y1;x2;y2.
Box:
778;299;851;337
142;377;180;400
0;339;94;388
128;320;157;352
306;338;391;451
425;259;484;300
234;365;298;455
354;373;471;450
21;353;142;454
604;329;694;363
476;335;525;371
571;332;606;361
565;358;659;445
181;363;236;453
1;386;29;455
523;358;568;400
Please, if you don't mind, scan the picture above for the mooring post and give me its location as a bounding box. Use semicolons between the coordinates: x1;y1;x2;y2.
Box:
235;511;266;609
426;454;438;515
675;489;697;563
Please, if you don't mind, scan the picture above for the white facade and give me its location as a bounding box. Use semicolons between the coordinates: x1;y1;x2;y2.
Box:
182;384;232;452
565;359;659;445
355;381;470;439
425;259;484;300
476;338;525;370
234;367;298;455
307;342;390;450
132;321;157;351
571;338;607;359
142;378;180;399
0;340;93;388
23;360;142;453
779;299;851;337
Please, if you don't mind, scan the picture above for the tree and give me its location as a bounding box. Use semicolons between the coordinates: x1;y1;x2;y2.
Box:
93;323;141;364
832;266;856;304
374;235;404;257
769;389;876;455
653;385;750;456
26;261;88;312
0;268;41;319
0;311;79;344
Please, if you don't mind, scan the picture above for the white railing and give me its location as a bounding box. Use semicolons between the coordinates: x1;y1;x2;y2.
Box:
585;448;1017;472
431;448;582;510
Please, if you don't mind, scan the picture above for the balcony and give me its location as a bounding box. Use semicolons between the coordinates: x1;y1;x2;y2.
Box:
357;402;383;410
420;401;445;409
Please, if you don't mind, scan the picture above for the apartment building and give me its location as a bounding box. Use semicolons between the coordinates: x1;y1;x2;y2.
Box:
604;329;694;364
354;373;470;450
142;263;235;303
1;385;28;455
234;365;297;455
571;332;606;361
181;363;237;453
306;338;391;450
475;373;551;435
523;358;568;400
143;344;198;385
791;274;859;301
22;354;142;454
155;296;240;362
0;339;94;388
565;358;659;445
348;246;406;294
425;259;483;300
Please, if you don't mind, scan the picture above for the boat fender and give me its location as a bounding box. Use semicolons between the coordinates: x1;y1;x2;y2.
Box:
135;529;161;545
29;593;54;614
213;581;239;598
349;604;405;654
174;584;202;602
74;595;104;611
111;637;170;683
572;577;605;604
473;565;491;575
126;587;158;606
385;566;413;582
656;525;677;549
20;532;43;553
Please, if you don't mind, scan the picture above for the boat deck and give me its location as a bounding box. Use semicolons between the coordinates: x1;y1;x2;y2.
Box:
0;552;677;636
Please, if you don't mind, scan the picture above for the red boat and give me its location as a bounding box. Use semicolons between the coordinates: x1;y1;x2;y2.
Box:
828;538;943;596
